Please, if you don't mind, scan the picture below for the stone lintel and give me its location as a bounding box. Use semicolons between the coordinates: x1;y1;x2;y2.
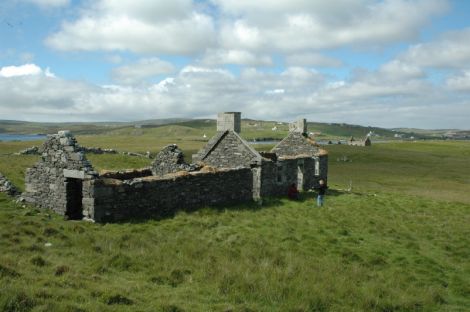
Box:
63;169;85;179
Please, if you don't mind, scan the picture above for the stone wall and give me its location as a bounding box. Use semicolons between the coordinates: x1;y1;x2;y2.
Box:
254;158;300;197
0;173;19;196
23;131;97;218
253;155;329;196
80;146;118;154
89;168;253;222
99;168;152;180
193;131;261;169
302;155;328;189
151;144;199;177
14;146;39;155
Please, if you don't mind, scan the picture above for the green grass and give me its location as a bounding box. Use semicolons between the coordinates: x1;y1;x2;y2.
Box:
327;141;470;204
1;137;470;311
0;141;41;192
1;191;469;311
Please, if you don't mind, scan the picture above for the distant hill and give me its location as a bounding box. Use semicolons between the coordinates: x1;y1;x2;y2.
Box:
0;118;440;140
394;128;470;140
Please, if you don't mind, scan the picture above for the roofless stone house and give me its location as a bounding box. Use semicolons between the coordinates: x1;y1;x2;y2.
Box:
23;112;328;222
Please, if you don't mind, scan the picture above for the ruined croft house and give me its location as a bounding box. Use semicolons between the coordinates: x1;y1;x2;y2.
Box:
348;136;372;146
23;112;328;222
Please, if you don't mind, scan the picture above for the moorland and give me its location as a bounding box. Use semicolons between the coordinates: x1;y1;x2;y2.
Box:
0;120;469;311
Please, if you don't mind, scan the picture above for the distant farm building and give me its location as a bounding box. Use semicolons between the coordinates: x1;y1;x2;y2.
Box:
348;136;371;146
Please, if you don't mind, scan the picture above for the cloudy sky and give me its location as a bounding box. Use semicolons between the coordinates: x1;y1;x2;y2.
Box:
1;0;469;129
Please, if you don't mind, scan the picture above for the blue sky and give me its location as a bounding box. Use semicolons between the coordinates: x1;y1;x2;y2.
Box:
1;0;470;129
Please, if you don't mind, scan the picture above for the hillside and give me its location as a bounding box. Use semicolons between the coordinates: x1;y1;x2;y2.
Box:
1;118;417;140
0;140;469;311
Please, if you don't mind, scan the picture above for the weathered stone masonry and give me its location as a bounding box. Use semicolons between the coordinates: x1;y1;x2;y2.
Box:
23;130;97;219
90;168;253;222
24;112;328;222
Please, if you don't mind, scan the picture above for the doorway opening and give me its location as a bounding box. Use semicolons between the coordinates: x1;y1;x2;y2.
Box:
297;159;304;191
65;178;83;220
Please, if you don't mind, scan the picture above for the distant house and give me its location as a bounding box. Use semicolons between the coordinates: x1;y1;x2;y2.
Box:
348;136;371;146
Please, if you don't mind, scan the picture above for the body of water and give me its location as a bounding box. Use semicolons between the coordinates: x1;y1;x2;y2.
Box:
0;134;47;142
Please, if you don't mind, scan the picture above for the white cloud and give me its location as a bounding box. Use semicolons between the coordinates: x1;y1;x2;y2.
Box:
286;53;342;67
378;60;424;80
265;89;285;95
0;64;42;77
46;0;215;55
1;62;469;129
112;58;176;85
217;0;449;52
401;28;470;68
446;71;470;91
23;0;70;8
45;0;449;59
44;67;56;78
200;49;272;66
106;55;124;64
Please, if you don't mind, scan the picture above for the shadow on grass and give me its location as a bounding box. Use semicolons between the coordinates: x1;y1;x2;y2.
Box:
109;197;285;224
108;188;351;224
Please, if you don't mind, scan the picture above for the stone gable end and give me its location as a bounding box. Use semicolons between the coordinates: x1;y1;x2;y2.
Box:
23;131;96;218
197;131;261;168
271;132;320;157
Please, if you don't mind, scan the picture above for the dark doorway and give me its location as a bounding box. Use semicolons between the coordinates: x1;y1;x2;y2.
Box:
65;178;83;220
297;159;304;191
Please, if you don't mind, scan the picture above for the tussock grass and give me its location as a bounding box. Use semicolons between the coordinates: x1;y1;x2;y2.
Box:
1;137;469;310
1;191;469;311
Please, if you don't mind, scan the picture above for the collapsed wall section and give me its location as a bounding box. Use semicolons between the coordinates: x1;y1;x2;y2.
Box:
151;144;200;177
89;168;253;222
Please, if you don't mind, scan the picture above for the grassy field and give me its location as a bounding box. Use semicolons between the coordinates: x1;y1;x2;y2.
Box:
0;136;469;311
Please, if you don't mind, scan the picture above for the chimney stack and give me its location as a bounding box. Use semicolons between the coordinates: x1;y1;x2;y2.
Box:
217;112;241;133
289;118;307;134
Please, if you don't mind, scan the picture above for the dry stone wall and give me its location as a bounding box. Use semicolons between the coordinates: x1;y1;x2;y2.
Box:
80;146;118;154
89;168;253;222
99;168;152;180
14;146;39;155
0;173;19;196
151;144;200;177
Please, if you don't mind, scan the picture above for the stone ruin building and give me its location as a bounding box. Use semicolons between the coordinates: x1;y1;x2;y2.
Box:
348;136;371;146
23;112;328;222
